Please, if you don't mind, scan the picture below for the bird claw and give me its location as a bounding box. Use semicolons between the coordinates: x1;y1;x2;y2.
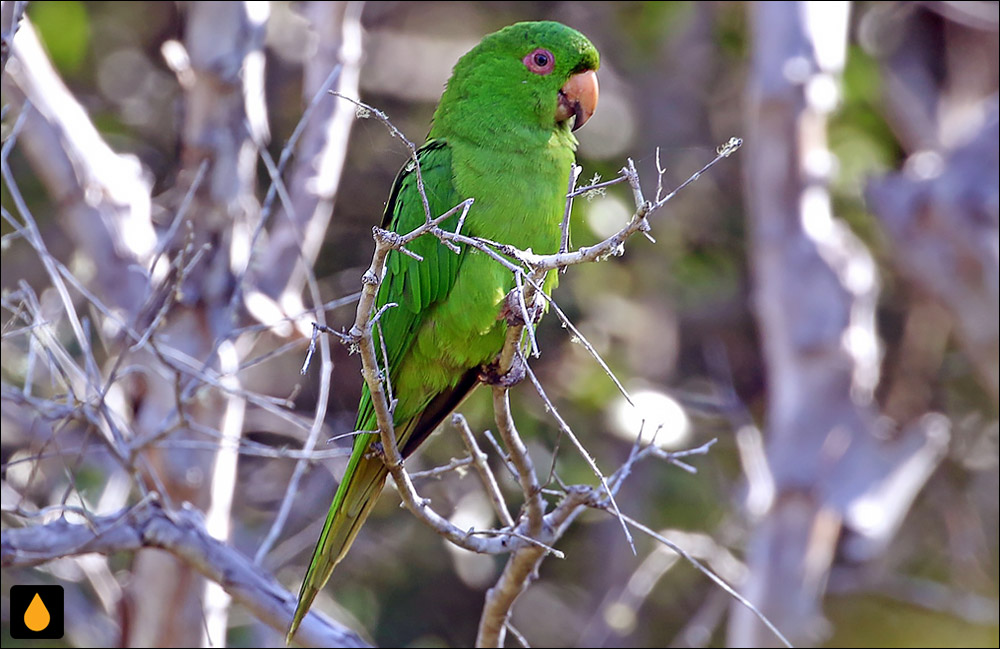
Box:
479;353;526;387
364;440;385;460
498;287;544;326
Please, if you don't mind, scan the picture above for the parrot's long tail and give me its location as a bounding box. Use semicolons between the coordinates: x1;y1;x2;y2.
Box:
286;370;480;643
286;444;388;643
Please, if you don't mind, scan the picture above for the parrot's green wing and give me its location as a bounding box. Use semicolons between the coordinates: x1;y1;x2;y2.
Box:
356;138;467;436
288;139;467;641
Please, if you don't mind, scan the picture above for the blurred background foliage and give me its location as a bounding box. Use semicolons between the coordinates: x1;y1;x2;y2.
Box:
3;1;997;648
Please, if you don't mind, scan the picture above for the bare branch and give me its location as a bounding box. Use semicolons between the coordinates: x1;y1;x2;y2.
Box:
249;1;365;311
453;413;515;528
3;17;156;315
1;501;370;648
0;0;28;74
522;361;634;554
606;513;793;649
867;103;999;399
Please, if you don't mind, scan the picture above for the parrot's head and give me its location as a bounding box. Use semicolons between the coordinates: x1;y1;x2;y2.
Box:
431;21;600;146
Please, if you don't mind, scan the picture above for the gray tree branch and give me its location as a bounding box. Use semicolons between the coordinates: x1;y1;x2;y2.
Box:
867;101;999;400
1;500;370;649
2;16;156;317
250;1;363;315
738;2;952;646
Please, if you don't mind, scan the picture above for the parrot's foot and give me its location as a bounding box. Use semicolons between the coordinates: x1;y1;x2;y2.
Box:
479;353;526;387
363;440;385;460
498;287;544;326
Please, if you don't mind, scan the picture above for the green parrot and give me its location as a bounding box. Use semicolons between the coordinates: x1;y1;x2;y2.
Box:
288;21;599;641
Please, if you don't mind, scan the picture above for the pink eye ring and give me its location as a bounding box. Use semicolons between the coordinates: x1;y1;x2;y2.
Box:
523;48;555;75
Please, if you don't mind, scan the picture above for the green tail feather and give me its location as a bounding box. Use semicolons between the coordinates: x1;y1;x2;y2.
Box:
286;372;480;643
286;440;389;643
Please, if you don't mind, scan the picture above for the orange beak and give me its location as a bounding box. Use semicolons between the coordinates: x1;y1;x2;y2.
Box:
556;69;599;131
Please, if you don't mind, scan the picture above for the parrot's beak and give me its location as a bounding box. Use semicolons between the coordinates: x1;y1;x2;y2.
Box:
556;69;599;131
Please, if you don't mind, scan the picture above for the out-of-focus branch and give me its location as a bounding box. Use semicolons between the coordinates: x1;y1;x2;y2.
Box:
739;3;950;646
740;4;863;646
124;3;272;646
827;568;1000;627
867;102;999;400
250;145;336;568
861;3;998;402
1;0;28;74
2;16;156;318
250;1;364;323
580;530;744;647
864;2;999;154
0;500;370;649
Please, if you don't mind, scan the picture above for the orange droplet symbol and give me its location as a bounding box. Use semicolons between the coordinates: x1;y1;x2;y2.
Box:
25;592;51;632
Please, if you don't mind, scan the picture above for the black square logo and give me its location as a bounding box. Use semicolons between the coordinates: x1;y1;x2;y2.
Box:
9;585;65;640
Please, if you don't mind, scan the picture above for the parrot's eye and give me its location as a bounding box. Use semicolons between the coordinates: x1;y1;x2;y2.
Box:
523;48;555;75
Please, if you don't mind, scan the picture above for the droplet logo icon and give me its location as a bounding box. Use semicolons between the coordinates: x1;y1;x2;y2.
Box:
25;592;51;631
10;585;63;639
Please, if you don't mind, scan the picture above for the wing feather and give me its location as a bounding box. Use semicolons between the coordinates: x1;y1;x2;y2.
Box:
356;139;464;434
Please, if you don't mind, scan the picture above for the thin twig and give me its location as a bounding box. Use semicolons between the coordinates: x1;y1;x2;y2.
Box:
610;511;792;649
523;362;635;554
408;456;475;480
453;413;514;528
253;140;336;565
